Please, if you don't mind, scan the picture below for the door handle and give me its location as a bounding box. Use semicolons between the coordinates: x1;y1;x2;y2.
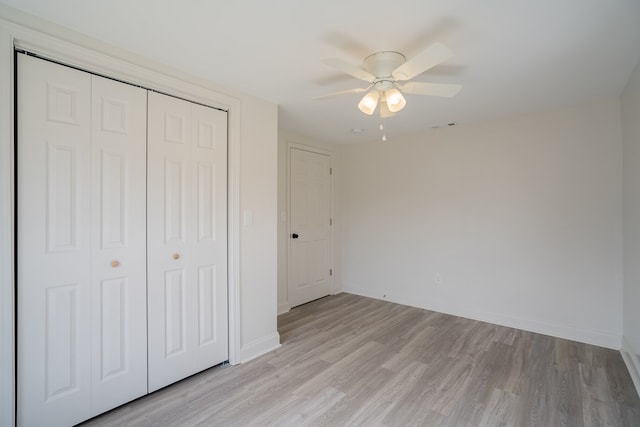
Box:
291;233;299;239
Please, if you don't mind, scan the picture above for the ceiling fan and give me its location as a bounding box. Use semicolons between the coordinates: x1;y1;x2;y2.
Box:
316;43;462;118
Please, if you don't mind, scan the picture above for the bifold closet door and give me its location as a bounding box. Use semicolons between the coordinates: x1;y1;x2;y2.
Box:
147;91;228;392
17;54;147;426
89;70;148;415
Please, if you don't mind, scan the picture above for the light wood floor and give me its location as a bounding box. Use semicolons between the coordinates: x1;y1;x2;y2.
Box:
82;293;640;426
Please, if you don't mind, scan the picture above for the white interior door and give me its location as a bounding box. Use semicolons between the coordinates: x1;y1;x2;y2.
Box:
147;91;228;392
17;54;148;426
288;148;332;307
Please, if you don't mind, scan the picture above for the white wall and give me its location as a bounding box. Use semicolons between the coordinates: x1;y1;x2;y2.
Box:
239;99;280;359
338;99;623;348
622;56;640;394
277;131;340;313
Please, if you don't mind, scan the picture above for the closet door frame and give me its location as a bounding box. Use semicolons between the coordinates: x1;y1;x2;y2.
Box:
0;20;242;427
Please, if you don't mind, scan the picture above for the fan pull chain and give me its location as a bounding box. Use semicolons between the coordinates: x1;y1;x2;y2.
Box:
380;119;387;141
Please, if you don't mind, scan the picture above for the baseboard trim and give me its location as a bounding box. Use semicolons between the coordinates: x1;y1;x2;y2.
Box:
277;301;290;315
343;284;621;350
238;332;281;364
621;336;640;399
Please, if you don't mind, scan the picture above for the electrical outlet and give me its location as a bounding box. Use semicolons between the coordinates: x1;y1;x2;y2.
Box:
435;273;443;285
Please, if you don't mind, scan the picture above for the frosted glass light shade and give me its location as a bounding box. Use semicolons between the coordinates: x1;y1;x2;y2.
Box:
385;88;406;113
358;90;379;115
379;95;394;118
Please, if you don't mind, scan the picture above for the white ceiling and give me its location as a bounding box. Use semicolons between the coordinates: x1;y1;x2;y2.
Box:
3;0;640;144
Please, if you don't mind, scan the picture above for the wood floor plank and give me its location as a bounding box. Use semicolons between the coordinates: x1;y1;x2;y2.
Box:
478;388;520;427
82;293;640;427
343;360;429;425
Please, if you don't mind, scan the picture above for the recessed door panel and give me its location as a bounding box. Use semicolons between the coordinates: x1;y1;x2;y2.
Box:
99;278;128;380
196;120;216;149
197;162;215;241
310;240;329;284
197;120;217;150
291;242;310;291
164;112;187;144
46;143;78;252
290;180;309;230
198;265;216;345
47;83;80;125
45;284;80;400
165;158;185;243
101;151;127;249
101;97;128;134
165;269;187;357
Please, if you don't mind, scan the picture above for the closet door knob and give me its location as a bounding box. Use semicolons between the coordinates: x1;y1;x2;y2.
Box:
111;260;120;268
172;253;180;260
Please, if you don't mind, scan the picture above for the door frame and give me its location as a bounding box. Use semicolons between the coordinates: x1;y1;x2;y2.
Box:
0;13;242;426
286;142;334;311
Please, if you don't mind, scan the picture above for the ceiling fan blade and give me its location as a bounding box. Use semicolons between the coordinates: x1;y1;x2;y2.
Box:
392;43;454;81
313;86;371;100
321;58;376;82
399;82;462;97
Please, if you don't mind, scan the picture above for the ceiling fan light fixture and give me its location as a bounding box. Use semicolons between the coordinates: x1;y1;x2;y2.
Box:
379;94;395;118
318;42;461;122
358;90;379;115
385;88;406;113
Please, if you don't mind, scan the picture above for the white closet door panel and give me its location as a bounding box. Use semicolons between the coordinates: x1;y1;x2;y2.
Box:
90;75;148;414
17;54;92;427
147;92;227;392
147;92;193;391
191;103;228;368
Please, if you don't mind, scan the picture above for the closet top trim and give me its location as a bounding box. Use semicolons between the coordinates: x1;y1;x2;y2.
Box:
15;49;229;113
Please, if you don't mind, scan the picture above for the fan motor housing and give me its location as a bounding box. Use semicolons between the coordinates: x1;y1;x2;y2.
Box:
362;51;406;79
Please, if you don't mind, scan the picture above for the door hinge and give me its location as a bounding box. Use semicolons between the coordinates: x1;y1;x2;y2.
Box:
330;167;332;175
330;268;333;276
